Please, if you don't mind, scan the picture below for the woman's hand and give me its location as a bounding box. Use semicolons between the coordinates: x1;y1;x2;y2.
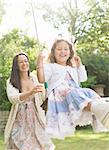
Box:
30;85;44;95
19;85;44;101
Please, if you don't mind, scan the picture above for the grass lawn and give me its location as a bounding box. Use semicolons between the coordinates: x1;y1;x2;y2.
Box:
53;126;109;150
0;134;5;150
0;126;109;150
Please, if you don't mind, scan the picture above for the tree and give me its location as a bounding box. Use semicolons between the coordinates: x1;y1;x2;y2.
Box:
77;0;109;95
77;0;109;54
40;0;109;95
42;0;79;38
0;28;45;110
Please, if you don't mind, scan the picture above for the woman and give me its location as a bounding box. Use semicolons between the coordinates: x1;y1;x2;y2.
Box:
4;52;55;150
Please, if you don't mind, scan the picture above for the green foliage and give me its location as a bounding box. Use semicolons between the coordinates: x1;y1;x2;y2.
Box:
76;1;109;95
76;0;109;54
0;28;45;110
42;0;109;95
0;77;11;110
0;28;42;77
79;52;109;95
81;76;97;88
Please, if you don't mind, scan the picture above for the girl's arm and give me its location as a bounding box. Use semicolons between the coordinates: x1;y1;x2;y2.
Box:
37;54;45;83
77;65;87;82
72;55;87;82
75;56;87;82
72;55;82;68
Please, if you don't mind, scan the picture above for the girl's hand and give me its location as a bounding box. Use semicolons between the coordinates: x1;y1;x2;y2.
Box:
37;50;49;63
37;52;45;63
73;55;82;67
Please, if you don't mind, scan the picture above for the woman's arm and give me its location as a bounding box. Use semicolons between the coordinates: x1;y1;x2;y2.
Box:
19;85;43;101
6;79;43;104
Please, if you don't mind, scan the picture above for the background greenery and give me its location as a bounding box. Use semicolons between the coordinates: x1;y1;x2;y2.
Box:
0;2;109;149
42;0;109;94
0;0;109;110
0;29;46;110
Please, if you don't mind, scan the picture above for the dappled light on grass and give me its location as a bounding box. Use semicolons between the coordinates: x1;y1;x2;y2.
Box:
53;126;109;150
0;126;109;150
75;127;109;141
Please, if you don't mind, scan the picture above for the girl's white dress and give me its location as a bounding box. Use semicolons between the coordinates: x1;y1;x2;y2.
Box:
43;63;108;139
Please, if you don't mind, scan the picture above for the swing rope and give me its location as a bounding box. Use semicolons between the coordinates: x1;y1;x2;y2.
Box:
30;0;48;112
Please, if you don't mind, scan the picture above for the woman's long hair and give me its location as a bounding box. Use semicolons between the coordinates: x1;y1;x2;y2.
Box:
10;53;30;92
49;39;74;66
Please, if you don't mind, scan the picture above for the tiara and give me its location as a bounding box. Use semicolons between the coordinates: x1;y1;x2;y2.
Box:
54;33;76;44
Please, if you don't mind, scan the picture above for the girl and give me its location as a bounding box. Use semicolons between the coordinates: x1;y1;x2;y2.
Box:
37;39;109;139
5;53;55;150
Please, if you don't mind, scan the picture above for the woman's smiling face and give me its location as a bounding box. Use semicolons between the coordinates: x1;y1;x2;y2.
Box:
17;54;29;73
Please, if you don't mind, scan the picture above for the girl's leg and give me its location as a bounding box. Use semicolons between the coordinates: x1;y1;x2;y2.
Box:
91;100;109;129
69;88;109;129
83;102;91;111
84;88;109;129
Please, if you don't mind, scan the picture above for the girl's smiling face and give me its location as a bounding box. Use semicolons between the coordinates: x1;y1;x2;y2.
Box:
54;41;70;66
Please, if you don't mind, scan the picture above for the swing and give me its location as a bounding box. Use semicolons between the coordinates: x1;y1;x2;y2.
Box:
40;82;48;113
40;97;48;112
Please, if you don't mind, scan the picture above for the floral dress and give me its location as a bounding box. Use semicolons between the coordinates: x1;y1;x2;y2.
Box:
8;95;55;150
46;69;101;139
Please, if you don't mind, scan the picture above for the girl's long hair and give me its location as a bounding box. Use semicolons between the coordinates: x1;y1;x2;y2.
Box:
10;53;30;92
49;39;74;66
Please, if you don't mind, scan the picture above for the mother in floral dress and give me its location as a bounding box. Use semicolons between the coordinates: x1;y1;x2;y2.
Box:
4;52;55;150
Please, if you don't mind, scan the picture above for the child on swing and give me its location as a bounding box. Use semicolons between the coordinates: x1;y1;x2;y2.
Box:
37;38;109;139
